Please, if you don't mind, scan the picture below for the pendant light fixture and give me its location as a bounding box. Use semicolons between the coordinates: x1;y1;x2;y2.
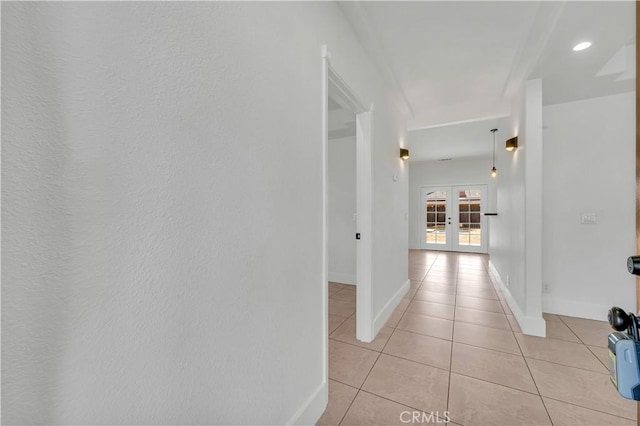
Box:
490;128;498;178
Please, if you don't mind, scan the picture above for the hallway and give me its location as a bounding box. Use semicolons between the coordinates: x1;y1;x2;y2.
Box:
319;250;636;425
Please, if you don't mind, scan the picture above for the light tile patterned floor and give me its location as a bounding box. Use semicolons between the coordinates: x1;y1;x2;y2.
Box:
318;250;637;426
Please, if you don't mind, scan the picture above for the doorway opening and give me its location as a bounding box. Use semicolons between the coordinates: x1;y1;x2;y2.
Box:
420;185;488;253
322;48;375;386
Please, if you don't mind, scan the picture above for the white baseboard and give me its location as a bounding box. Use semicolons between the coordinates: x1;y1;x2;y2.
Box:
286;380;328;426
542;296;614;322
373;279;410;336
488;261;545;337
328;272;356;285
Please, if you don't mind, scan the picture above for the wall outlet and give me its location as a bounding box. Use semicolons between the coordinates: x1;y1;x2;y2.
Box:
543;283;550;294
506;275;510;287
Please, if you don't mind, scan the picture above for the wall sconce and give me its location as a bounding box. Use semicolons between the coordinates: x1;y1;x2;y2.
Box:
505;136;518;151
400;148;409;160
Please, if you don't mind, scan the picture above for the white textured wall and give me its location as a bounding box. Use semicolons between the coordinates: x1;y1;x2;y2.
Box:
328;137;356;284
408;157;495;250
2;2;407;424
542;92;636;319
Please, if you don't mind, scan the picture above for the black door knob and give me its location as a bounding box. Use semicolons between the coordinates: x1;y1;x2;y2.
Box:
628;256;640;275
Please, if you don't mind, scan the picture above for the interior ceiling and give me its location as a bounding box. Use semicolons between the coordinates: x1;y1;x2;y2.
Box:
409;116;512;164
339;1;635;162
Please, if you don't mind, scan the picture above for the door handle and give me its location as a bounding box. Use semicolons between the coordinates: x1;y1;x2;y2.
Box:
628;256;640;275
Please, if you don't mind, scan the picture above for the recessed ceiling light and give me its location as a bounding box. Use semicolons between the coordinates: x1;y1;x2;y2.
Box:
573;41;592;51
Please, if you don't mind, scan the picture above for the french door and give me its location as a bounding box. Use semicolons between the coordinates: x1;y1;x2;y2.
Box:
420;185;488;253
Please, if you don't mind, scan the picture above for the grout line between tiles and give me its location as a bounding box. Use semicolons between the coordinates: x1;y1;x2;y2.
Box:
445;262;459;416
513;329;554;425
541;395;638;422
337;388;360;426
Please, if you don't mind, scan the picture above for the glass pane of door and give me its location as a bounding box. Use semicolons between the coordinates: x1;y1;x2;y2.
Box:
425;191;447;245
458;189;482;247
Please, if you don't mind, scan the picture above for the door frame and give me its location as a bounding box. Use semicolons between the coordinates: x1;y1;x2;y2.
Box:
419;184;489;254
321;45;375;367
420;186;452;251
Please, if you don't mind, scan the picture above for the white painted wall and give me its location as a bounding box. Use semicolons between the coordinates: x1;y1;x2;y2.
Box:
542;92;636;319
328;136;356;284
2;2;407;424
408;157;496;249
489;79;545;336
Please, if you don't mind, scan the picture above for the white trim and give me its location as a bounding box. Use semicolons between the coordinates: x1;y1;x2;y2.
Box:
488;261;546;337
285;380;328;426
373;279;410;336
328;272;356;286
542;296;611;322
320;47;330;399
355;110;374;342
408;114;509;132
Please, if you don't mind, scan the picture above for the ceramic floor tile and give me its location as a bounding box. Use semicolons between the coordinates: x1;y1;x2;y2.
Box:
328;340;379;388
410;280;422;290
451;342;537;393
329;287;343;297
506;314;521;333
455;286;498;300
330;319;393;352
559;315;610;327
383;329;452;370
500;300;514;315
409;272;426;281
341;391;417;426
420;282;457;294
516;333;607;373
329;282;348;290
456;280;494;290
588;345;611;369
454;307;510;330
406;300;455;320
413;290;456;305
542;397;636;426
455;295;503;313
543;313;562;322
384;308;405;328
316;380;358;426
329;314;349;334
564;322;611;348
331;288;356;303
397;312;453;340
395;298;410;313
545;320;580;343
458;272;493;284
453;321;521;354
527;358;636;420
448;373;551;426
425;269;457;278
422;275;456;285
362;354;449;413
329;297;356;318
403;288;418;301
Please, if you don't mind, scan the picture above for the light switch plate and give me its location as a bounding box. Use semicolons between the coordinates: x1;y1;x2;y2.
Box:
580;213;597;224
